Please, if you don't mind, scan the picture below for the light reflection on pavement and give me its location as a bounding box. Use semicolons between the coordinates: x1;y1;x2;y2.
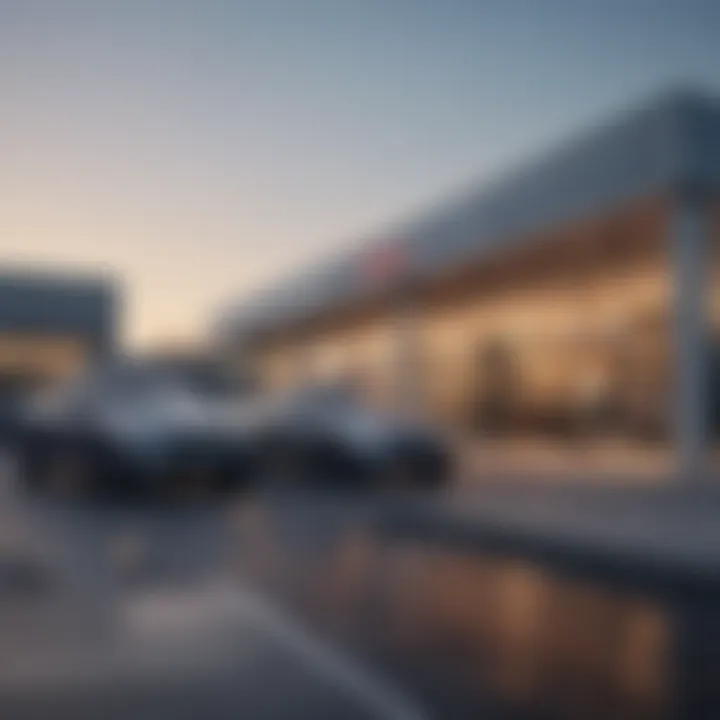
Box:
0;470;422;720
1;464;717;719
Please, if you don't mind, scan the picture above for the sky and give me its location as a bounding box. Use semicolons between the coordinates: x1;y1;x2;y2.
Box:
2;0;719;348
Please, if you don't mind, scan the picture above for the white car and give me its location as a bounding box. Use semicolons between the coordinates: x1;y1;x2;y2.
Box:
247;386;451;490
14;360;253;500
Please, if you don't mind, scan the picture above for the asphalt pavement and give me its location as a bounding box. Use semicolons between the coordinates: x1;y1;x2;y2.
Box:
3;461;720;719
0;465;428;720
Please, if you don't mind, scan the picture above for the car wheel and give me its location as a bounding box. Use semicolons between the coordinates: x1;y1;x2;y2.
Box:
219;449;257;495
308;442;366;489
40;436;119;501
380;451;450;493
254;434;307;489
378;456;416;492
43;442;98;500
15;432;55;496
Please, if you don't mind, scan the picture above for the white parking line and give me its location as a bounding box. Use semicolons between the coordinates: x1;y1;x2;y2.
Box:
223;582;430;720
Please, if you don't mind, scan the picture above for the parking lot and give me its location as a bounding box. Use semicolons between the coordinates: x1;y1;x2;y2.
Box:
0;463;426;719
3;450;720;719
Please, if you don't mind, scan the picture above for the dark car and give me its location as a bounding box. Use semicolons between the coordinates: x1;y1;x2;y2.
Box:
13;360;253;500
247;386;451;490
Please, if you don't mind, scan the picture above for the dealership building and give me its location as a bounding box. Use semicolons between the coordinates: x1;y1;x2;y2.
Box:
219;89;720;470
0;269;117;403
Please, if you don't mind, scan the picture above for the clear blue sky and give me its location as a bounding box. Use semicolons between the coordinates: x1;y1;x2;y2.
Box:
2;0;719;346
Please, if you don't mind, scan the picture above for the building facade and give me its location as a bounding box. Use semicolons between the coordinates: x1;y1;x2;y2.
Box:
220;89;720;467
0;269;118;402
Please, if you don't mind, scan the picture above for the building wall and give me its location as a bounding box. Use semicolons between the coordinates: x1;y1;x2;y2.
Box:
711;199;720;448
250;194;720;441
0;334;89;385
416;196;672;431
712;200;720;330
0;273;117;401
254;309;398;405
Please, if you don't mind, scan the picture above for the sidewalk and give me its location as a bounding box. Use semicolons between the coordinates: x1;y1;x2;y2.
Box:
384;459;720;596
456;437;720;485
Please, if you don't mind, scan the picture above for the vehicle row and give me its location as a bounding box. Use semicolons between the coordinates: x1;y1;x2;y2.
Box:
10;361;451;500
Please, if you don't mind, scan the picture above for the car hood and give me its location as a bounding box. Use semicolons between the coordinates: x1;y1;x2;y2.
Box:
95;395;245;444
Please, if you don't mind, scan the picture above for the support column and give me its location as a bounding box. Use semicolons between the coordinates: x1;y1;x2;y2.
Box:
394;292;422;417
295;338;316;388
672;192;711;480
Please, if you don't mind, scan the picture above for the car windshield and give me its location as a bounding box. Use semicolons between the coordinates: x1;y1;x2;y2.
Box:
290;385;357;412
168;365;236;398
75;360;238;402
64;364;175;406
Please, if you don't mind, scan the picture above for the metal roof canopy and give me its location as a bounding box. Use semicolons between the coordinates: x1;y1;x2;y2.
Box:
221;87;720;343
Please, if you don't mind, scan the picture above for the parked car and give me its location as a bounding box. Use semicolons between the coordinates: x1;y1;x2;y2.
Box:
13;360;253;500
245;385;451;490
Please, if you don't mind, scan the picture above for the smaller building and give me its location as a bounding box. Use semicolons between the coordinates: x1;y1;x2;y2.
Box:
0;268;118;409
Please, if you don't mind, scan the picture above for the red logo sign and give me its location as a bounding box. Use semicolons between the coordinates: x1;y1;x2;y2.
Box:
360;242;409;288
